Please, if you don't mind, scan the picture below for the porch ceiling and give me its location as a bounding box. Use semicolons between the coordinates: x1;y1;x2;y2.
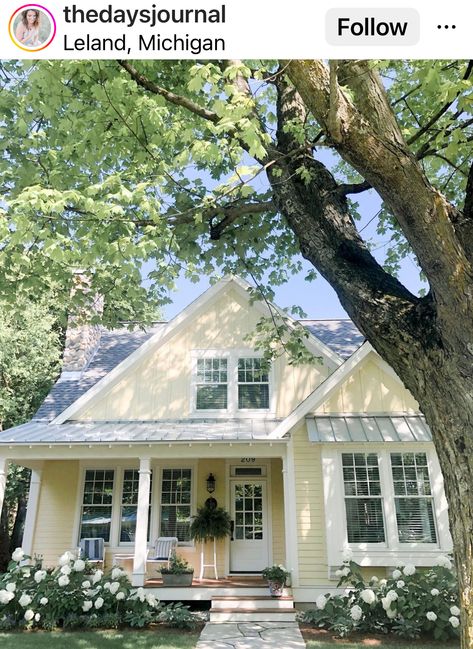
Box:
0;418;284;445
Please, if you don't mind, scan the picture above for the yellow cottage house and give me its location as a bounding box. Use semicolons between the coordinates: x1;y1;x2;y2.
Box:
0;276;452;604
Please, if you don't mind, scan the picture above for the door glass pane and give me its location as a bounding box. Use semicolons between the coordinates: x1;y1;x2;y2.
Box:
234;483;264;541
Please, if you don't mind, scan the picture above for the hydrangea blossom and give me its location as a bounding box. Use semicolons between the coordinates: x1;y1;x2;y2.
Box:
24;609;34;622
431;588;440;596
59;551;74;566
18;593;32;607
60;565;72;576
450;605;460;616
34;570;47;584
340;567;350;577
316;594;327;610
342;547;353;562
360;589;376;605
58;575;70;587
73;559;86;572
111;567;123;580
386;590;398;602
6;583;16;593
109;582;120;595
40;597;48;605
449;616;460;628
392;569;402;579
350;605;363;621
34;613;41;622
82;580;91;589
370;576;379;583
82;601;93;612
0;590;15;604
92;570;103;584
426;611;437;622
116;592;125;601
103;582;111;591
11;548;25;563
396;580;405;588
436;555;453;569
94;597;104;610
403;564;416;576
136;587;146;602
381;597;391;611
379;579;387;586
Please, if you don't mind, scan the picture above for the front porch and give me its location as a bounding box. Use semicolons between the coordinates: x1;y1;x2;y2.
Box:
0;438;299;590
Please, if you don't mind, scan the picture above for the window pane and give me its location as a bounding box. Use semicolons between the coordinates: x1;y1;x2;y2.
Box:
80;506;112;542
196;384;227;409
345;499;385;543
395;498;437;543
160;469;192;542
238;384;269;409
119;469;152;543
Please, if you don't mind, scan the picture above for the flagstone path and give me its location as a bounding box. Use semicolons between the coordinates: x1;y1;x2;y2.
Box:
195;621;306;648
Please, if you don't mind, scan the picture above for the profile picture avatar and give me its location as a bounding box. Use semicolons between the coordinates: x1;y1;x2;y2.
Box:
9;4;56;51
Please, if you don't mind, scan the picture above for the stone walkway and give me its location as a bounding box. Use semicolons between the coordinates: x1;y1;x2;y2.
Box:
196;621;306;648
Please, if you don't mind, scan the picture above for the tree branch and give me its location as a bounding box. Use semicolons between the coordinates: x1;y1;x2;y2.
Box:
209;200;275;240
464;162;473;222
117;60;219;124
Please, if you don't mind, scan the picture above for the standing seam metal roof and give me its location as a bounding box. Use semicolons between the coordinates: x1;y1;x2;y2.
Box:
306;415;432;443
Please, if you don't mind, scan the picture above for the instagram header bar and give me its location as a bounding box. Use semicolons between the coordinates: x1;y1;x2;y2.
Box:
1;1;471;58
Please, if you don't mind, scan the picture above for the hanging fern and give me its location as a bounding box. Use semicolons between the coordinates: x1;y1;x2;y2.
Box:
190;504;232;543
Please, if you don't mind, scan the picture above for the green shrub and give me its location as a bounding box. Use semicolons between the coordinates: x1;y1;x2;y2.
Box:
0;547;159;630
157;602;197;630
301;553;460;641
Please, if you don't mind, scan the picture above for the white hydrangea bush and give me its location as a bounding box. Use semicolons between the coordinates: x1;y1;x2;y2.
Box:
301;555;460;640
0;549;160;630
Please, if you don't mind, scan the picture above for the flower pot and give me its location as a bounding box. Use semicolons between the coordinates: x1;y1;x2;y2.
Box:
268;580;284;597
161;571;194;587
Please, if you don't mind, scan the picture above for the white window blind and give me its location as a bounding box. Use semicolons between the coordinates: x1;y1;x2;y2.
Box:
80;469;114;542
342;453;385;543
237;358;269;409
160;468;192;542
390;452;437;543
196;358;227;409
120;469;152;543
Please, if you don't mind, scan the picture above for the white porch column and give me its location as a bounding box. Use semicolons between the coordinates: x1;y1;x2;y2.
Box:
282;442;299;587
132;457;151;586
0;458;9;520
22;464;44;557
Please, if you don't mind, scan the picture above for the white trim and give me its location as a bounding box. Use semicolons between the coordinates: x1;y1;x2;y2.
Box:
51;276;341;425
0;458;8;519
132;458;152;586
22;464;43;557
283;439;300;587
321;444;452;568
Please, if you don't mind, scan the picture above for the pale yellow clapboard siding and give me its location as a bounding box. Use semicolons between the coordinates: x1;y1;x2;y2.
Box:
77;287;327;421
32;461;79;566
316;354;419;413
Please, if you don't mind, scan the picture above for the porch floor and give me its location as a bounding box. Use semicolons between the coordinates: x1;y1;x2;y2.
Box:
145;576;266;588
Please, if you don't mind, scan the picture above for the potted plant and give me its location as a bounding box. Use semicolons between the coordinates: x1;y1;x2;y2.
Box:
262;564;290;597
190;503;232;579
160;552;194;587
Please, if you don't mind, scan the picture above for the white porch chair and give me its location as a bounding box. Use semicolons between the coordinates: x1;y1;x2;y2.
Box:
147;536;178;570
79;537;105;569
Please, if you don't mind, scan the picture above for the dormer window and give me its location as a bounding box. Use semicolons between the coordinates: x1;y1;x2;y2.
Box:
192;351;273;415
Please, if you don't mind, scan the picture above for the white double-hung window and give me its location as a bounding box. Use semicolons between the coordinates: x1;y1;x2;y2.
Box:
192;351;272;415
322;446;451;568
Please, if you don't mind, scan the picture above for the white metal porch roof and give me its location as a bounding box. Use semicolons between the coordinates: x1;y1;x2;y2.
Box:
306;414;432;443
0;418;284;445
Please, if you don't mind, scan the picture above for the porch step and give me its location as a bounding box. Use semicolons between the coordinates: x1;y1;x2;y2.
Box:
212;595;294;609
210;594;296;622
209;608;297;622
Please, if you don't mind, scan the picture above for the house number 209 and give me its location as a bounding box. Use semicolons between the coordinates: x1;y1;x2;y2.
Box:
240;457;256;463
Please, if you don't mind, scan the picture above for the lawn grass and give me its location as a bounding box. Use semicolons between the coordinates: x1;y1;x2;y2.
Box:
301;627;459;649
0;627;201;649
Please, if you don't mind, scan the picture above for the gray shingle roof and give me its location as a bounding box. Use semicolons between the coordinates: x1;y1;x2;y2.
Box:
33;319;363;423
35;326;164;421
0;419;283;445
302;320;364;359
307;415;431;443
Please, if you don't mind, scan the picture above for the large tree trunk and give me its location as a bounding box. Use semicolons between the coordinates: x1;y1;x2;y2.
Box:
9;495;27;554
0;505;10;572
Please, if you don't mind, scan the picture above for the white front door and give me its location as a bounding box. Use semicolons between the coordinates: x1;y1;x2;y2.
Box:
230;481;269;572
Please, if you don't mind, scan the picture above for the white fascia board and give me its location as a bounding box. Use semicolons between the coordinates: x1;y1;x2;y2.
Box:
52;275;342;425
268;342;375;439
